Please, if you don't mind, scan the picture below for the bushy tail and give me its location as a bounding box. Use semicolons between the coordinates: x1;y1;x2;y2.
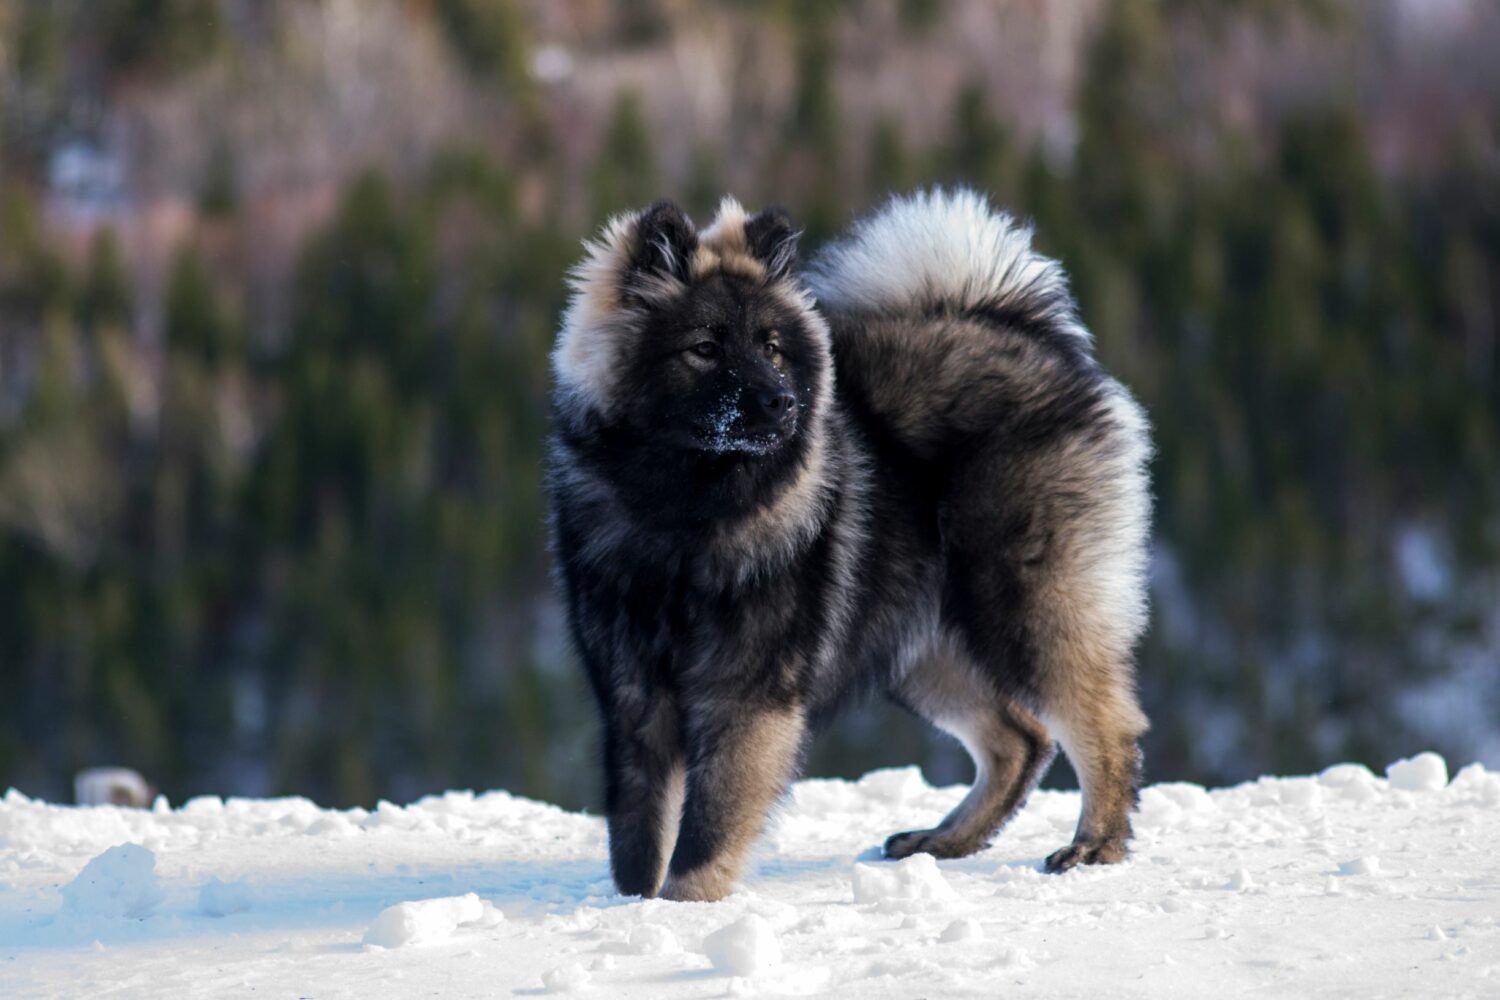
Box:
805;187;1091;350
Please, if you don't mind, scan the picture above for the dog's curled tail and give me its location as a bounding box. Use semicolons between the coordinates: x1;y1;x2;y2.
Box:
804;187;1091;350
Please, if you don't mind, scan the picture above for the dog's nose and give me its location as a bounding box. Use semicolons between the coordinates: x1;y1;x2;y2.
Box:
756;387;796;422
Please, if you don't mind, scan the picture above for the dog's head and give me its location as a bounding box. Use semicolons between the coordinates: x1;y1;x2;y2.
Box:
553;198;831;473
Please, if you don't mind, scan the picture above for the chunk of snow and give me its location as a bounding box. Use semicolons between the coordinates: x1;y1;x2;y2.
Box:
1276;778;1324;808
361;893;500;948
1338;857;1381;876
852;854;957;903
1386;752;1449;792
59;843;164;921
1227;868;1256;891
624;923;682;955
701;914;782;977
1152;782;1215;812
940;918;983;943
989;945;1036;971
1136;788;1185;829
197;877;252;917
1319;763;1381;802
856;767;928;805
540;962;591;993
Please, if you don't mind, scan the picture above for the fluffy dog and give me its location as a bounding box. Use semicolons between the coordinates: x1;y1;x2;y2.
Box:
546;189;1151;901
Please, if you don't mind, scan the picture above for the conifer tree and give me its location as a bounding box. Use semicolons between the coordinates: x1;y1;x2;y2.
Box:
589;91;659;220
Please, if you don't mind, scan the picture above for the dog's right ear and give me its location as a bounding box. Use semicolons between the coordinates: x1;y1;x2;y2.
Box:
628;200;697;289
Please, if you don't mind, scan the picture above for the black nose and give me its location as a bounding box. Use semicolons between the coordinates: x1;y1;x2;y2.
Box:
755;387;796;422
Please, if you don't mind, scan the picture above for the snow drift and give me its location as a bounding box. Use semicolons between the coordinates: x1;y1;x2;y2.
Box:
1;753;1497;997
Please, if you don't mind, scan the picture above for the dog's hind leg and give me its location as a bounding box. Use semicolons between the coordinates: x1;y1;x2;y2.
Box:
1038;663;1147;873
938;407;1150;873
602;697;685;898
884;649;1056;860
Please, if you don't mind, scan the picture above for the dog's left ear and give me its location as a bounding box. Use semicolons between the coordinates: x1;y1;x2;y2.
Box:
744;207;799;281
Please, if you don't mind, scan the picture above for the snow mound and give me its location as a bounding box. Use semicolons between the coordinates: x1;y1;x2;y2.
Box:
59;843;164;921
1318;763;1382;801
701;913;782;976
852;853;957;903
1385;751;1449;791
4;754;1499;998
361;892;503;948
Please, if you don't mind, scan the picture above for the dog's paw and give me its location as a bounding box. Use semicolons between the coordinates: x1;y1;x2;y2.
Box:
1043;837;1128;874
659;864;735;902
882;829;983;861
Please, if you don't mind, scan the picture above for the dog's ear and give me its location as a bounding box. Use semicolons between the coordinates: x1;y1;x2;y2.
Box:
744;207;799;281
628;200;697;288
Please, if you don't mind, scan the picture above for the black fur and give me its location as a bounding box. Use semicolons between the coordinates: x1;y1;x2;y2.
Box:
548;191;1152;900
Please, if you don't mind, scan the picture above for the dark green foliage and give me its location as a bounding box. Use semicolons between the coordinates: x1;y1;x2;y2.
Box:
897;0;945;33
164;245;238;365
197;142;238;219
76;229;131;336
0;1;1497;809
95;0;226;79
434;0;531;87
590;91;659;220
938;82;1018;201
616;0;672;48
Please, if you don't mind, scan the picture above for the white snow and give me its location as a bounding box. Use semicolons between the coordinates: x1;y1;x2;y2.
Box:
623;922;683;955
1338;856;1383;877
852;852;958;903
361;892;503;948
939;917;983;943
540;961;592;993
57;843;164;922
3;755;1499;997
701;913;783;976
1387;751;1450;791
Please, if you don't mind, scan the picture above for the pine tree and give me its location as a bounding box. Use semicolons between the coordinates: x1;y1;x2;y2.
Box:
589;91;659;219
77;229;132;338
434;0;532;90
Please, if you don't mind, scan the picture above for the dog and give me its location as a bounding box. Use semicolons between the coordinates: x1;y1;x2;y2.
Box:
546;189;1151;901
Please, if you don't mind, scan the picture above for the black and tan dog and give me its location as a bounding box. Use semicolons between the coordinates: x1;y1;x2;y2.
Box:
546;189;1152;901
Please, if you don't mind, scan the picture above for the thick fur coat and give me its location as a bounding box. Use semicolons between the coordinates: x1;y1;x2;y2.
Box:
547;189;1152;901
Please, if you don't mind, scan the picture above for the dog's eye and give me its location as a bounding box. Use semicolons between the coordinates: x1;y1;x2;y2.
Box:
764;341;781;359
691;341;720;360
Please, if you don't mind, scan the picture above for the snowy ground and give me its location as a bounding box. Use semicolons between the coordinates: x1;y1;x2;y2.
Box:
2;754;1498;998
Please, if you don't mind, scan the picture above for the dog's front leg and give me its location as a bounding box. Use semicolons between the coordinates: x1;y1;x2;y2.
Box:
659;704;806;902
603;696;684;898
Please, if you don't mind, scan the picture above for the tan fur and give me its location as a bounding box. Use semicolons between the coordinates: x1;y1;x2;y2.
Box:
659;707;805;902
554;188;1153;897
690;196;769;283
554;196;799;419
886;646;1055;859
647;761;687;895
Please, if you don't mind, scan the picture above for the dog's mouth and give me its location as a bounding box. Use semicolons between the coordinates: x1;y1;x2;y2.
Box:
687;394;799;457
692;425;791;457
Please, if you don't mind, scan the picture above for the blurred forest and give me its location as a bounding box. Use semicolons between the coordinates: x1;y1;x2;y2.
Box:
1;0;1497;810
